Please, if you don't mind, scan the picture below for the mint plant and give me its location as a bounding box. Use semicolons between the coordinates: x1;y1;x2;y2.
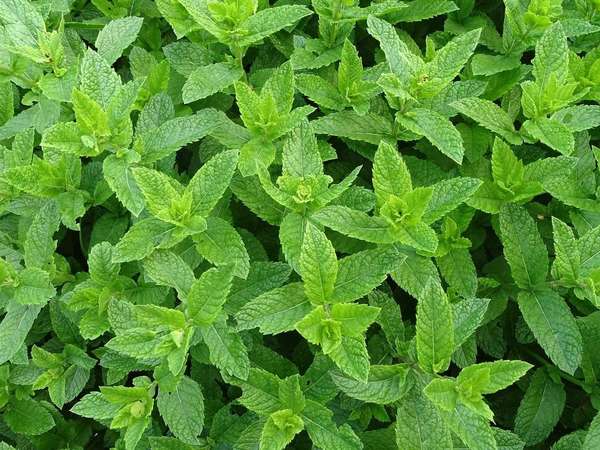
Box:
0;0;600;448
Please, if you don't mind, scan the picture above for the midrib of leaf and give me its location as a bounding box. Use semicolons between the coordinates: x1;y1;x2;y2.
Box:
529;290;567;366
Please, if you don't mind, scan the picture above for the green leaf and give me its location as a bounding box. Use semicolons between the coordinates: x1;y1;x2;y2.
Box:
302;399;363;450
523;117;575;155
452;297;490;348
332;246;403;303
312;206;396;244
583;410;600;450
0;304;42;365
396;385;452;450
79;49;120;109
235;283;312;334
157;377;204;444
398;108;465;164
451;98;522;145
532;23;569;85
551;217;580;282
113;218;176;263
15;267;55;305
300;223;338;305
366;15;423;84
24;201;60;269
95;17;144;65
373;141;412;206
457;360;532;394
312;111;395;145
423;177;482;224
200;316;250;380
187;149;239;217
188;265;234;326
143;250;195;298
416;280;454;373
132;167;180;218
330;364;408;404
517;289;582;375
71;392;122;419
193;217;250;279
182;62;243;103
282;120;323;178
137;112;219;164
4;398;55;435
514;368;566;446
103;155;145;216
499;204;548;289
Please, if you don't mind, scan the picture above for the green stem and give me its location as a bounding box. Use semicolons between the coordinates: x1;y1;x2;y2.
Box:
522;348;588;389
64;21;105;29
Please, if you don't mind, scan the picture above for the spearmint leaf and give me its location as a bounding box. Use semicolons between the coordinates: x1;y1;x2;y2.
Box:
515;368;566;446
330;364;409;404
4;398;55;435
137;111;219;164
327;336;370;382
416;280;454;373
312;206;396;244
300;223;338;305
373;141;412;206
457;360;532;394
182;62;243;103
517;289;582;375
551;217;580;282
0;304;42;365
79;49;121;109
398;108;465;163
451;98;522;145
235;283;312;334
103;155;145;216
24;200;60;269
71;392;122;419
132;167;180;217
95;17;144;65
143;250;195;298
188;265;234;326
471;54;522;76
366;15;423;83
200;316;250;380
331;246;404;303
296;74;347;111
157;376;204;444
396;385;452;450
193;217;250;279
311;110;395;145
391;250;441;301
282;120;323;178
227;261;292;313
532;23;569;85
552;106;600;132
423;28;481;95
187;149;239;217
237;6;312;47
112;218;176;263
522;117;575;155
423;177;482;224
499;204;549;289
583;411;600;450
388;0;458;22
452;297;491;348
14;267;55;305
302;399;363;450
440;403;497;450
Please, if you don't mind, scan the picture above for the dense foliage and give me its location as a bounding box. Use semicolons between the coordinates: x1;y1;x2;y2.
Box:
0;0;600;448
